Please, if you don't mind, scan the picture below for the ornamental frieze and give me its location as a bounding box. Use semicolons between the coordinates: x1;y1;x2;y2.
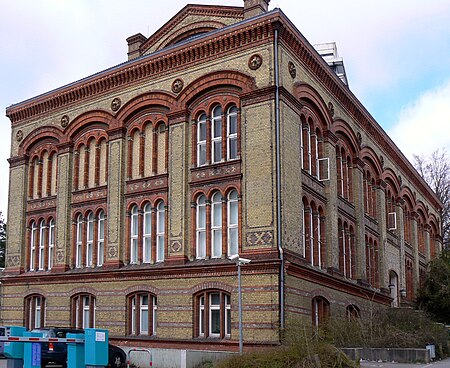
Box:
126;175;168;194
27;197;57;212
72;187;107;204
191;162;241;183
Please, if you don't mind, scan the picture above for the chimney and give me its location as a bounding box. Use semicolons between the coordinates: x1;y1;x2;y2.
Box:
126;33;147;61
243;0;270;19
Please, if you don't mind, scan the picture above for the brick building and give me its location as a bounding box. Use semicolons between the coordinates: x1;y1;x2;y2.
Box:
2;0;442;354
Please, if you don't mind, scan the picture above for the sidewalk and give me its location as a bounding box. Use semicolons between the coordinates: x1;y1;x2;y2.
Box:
360;357;450;367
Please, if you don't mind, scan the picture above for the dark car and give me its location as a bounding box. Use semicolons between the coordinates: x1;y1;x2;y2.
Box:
31;328;126;368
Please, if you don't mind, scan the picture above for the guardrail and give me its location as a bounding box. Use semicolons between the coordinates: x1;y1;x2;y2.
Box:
127;348;153;367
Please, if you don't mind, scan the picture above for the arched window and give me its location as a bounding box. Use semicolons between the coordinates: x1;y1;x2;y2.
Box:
197;113;207;166
196;195;207;259
97;211;105;267
312;296;330;329
195;290;231;338
48;219;55;270
30;221;37;271
366;237;379;287
156;202;165;262
75;214;83;268
211;105;223;164
86;212;94;267
211;193;222;258
38;220;45;270
389;271;399;307
227;106;238;160
25;294;45;330
71;294;95;329
128;292;157;336
346;304;360;321
227;190;239;256
143;203;152;263
130;206;139;264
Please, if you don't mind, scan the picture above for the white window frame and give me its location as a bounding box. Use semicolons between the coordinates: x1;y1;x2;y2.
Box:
318;158;330;181
76;215;83;268
30;221;37;271
97;211;105;266
211;105;223;164
38;220;45;270
143;204;152;263
140;294;149;334
197;113;207;166
209;293;221;338
388;212;397;231
156;202;165;262
225;294;231;337
226;106;238;160
211;193;222;258
196;195;207;259
199;296;205;337
34;297;41;328
227;190;239;257
130;206;139;264
86;212;94;267
48;219;55;270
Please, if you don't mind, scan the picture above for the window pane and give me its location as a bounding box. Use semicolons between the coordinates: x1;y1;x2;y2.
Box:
210;293;220;305
228;114;237;134
213;230;222;257
229;138;237;159
210;310;220;334
198;144;206;165
228;228;238;255
199;121;206;141
213;142;222;162
229;200;238;225
197;231;206;258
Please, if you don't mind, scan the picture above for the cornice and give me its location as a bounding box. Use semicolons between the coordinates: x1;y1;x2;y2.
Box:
277;18;442;211
6;14;275;126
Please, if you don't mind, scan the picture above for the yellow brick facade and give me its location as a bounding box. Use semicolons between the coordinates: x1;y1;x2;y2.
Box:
2;0;442;353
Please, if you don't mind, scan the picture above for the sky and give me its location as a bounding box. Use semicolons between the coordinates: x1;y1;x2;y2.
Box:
1;0;450;219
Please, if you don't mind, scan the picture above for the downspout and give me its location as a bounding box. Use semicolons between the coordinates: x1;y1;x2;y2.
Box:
274;26;285;331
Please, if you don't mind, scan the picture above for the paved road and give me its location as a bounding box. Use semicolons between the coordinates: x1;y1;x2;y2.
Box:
360;358;450;368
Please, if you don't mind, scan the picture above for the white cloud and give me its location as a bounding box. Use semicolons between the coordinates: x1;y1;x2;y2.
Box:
389;79;450;160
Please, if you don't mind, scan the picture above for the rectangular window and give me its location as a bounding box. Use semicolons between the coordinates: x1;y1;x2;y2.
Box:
131;210;138;264
97;215;104;266
143;210;152;263
197;117;207;166
35;298;41;328
30;224;37;271
76;219;82;268
227;108;238;160
48;221;55;270
156;204;165;262
86;217;94;267
140;295;149;334
38;224;45;270
197;199;206;259
199;296;205;337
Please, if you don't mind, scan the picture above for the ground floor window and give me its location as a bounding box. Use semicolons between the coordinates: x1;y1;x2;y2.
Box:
128;292;157;336
195;290;231;339
71;294;95;329
312;296;330;329
24;294;45;330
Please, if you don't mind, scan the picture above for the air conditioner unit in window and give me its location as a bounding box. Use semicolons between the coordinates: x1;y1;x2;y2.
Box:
318;157;330;181
388;212;397;230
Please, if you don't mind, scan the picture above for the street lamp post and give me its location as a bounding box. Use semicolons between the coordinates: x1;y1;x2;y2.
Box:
229;254;251;354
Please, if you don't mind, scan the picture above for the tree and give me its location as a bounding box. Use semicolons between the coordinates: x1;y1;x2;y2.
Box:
413;149;450;250
416;249;450;324
0;211;5;268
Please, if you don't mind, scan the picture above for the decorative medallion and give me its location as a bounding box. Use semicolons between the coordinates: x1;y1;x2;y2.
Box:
171;78;184;94
108;245;118;258
16;130;24;142
288;61;296;78
56;250;64;263
61;115;70;128
248;54;263;70
111;97;121;112
328;102;335;117
170;240;182;253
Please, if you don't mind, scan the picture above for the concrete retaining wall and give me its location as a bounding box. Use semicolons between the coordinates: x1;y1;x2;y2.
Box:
120;347;235;368
341;347;431;364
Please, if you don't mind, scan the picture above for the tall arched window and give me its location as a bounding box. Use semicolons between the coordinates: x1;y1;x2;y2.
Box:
48;219;55;270
143;203;152;263
97;211;105;267
30;221;38;271
227;190;239;256
196;195;207;259
130;206;139;264
156;202;165;262
128;292;157;336
227;106;238;160
38;220;45;270
211;105;223;164
75;215;83;268
86;212;94;267
211;192;222;258
197;113;207;166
